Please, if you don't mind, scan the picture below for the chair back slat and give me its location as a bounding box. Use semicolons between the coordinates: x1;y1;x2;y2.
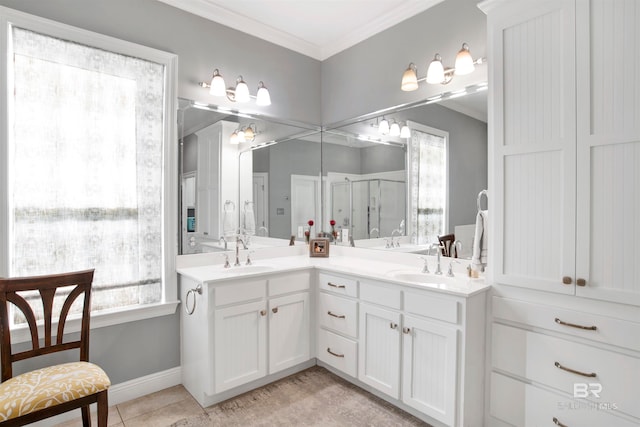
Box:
0;269;94;381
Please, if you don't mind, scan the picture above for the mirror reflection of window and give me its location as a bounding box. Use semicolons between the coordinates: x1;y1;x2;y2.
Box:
408;123;448;245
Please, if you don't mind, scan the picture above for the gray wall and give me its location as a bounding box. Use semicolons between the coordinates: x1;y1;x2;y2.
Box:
361;145;406;175
321;0;487;124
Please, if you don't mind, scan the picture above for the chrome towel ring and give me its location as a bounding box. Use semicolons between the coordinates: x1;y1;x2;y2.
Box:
185;283;203;315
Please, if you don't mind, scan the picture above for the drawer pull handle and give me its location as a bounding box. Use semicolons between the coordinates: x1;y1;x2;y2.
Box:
554;317;597;331
328;311;345;319
327;282;346;289
402;327;411;334
327;347;345;358
554;361;596;378
553;417;568;427
272;307;278;314
576;278;587;287
260;310;267;316
390;323;398;329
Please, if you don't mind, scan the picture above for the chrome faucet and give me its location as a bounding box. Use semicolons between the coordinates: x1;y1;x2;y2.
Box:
258;226;268;236
370;227;380;238
391;228;402;247
235;237;246;266
430;243;444;275
451;240;462;258
419;256;430;274
219;236;227;251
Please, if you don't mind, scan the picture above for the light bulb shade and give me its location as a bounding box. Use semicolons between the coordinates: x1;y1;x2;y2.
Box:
209;69;226;96
454;43;475;75
400;124;411;138
230;131;239;145
237;129;246;143
256;82;271;106
401;63;419;91
426;54;445;84
243;126;255;141
234;77;250;103
390;122;400;137
378;118;390;135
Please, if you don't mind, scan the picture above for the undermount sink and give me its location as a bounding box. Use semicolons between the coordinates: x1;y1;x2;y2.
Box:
385;270;461;286
222;265;275;274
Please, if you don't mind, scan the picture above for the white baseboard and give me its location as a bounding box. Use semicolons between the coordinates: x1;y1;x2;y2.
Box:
33;366;182;426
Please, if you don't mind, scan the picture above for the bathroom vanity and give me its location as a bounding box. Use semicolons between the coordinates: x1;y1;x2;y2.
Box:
177;247;489;427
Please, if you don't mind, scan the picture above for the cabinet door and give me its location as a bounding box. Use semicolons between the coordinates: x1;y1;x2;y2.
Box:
358;303;401;399
575;0;640;305
269;292;310;374
402;315;457;426
214;300;267;393
489;0;577;293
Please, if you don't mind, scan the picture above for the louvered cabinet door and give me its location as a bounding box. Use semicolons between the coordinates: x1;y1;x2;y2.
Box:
489;0;577;293
402;315;458;427
575;0;640;305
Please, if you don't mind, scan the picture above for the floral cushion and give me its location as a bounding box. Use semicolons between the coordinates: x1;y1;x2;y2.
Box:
0;361;110;421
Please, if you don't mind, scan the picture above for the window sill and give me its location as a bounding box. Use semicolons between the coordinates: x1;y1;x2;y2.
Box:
10;300;180;344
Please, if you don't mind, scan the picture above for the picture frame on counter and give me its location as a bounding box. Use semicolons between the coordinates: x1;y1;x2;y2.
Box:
309;238;330;257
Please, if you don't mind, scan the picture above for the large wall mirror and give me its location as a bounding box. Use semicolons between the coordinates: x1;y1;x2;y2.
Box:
178;83;487;258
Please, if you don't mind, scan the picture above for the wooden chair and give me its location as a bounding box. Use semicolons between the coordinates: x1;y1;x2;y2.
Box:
438;234;458;258
0;269;110;426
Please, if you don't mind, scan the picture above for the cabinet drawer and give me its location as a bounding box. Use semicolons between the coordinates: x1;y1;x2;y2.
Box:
493;296;640;351
318;329;357;378
215;279;266;306
404;291;459;324
490;372;638;427
269;271;310;296
318;272;358;298
493;324;640;419
360;281;401;309
318;292;357;338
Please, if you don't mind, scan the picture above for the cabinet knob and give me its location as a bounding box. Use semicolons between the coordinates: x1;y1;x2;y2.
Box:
562;276;572;285
260;310;267;316
390;323;398;329
402;327;411;334
576;278;587;287
272;307;278;314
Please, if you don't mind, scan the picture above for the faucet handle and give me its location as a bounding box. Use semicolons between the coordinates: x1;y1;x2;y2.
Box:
419;256;430;274
246;250;254;265
221;253;231;268
447;259;460;277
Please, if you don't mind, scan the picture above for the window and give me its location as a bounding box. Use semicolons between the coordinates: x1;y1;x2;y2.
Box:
408;124;448;245
1;9;178;327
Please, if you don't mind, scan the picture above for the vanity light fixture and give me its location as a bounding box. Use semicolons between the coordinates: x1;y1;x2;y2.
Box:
400;123;411;139
378;118;390;135
389;121;401;137
200;69;272;106
230;123;257;145
401;43;485;89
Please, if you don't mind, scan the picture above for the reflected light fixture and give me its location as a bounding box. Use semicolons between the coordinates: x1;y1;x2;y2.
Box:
400;123;411;139
200;69;272;106
389;121;401;137
378;118;390;135
230;123;257;145
401;43;485;89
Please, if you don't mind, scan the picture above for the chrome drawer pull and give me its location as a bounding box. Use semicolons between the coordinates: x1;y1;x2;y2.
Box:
327;347;345;358
327;282;346;289
555;317;597;331
553;417;568;427
554;361;596;378
327;311;345;319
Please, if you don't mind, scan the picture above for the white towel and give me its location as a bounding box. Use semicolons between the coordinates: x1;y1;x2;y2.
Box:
471;210;488;271
223;206;236;237
243;202;256;235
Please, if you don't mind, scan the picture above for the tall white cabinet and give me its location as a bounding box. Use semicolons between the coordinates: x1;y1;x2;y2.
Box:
482;0;640;425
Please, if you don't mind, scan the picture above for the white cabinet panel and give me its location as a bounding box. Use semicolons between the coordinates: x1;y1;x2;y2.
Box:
318;292;358;338
214;300;267;393
317;328;358;378
403;315;457;426
358;303;401;399
268;292;310;374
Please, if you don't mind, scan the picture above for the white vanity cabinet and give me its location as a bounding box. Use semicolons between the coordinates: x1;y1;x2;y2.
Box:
482;0;640;303
180;270;312;406
316;271;486;427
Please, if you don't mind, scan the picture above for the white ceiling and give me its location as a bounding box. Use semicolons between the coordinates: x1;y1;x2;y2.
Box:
157;0;445;61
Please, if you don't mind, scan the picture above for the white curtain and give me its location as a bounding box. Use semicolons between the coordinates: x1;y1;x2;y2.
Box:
409;130;446;245
9;28;165;315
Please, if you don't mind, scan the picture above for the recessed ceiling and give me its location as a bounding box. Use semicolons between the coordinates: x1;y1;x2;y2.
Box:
157;0;445;60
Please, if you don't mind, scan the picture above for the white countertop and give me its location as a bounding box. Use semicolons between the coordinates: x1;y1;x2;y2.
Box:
176;247;489;298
